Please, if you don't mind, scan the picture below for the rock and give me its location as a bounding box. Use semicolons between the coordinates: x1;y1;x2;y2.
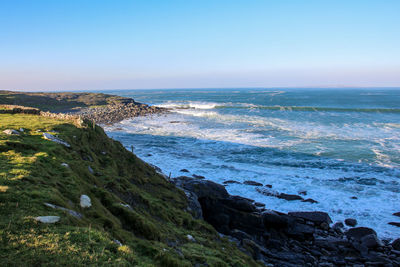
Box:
302;198;318;204
192;174;205;179
388;222;400;227
42;133;70;147
19;128;24;132
61;163;69;167
279;193;303;201
186;234;196;242
263;210;290;228
344;218;357;227
230;229;253;241
35;216;60;223
178;179;229;199
223;180;242;185
287;222;315;239
254;202;265;207
243;180;263;186
351;196;358;199
332;222;344;230
88;166;94;174
113;239;123;246
180;169;190;173
183;190;203;219
119;203;132;210
265;184;272;188
361;234;383;248
345;227;377;241
3;129;20;135
393;212;400;217
221;196;256;212
392;238;400;250
299;191;307;196
80;195;92;208
288;211;332;225
44;203;82;219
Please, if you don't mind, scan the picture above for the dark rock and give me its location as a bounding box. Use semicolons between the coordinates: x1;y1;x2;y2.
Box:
243;180;263;186
361;234;383;248
344;218;358;227
351;196;358;199
278;193;303;201
230;229;253;241
263;210;290;228
393;212;400;217
178;179;229;199
286;222;315;240
302;198;318;204
299;191;307;196
221;196;256;213
288;211;332;225
180;169;190;173
345;227;377;241
183;190;203;219
254;202;265;207
223;180;242;185
265;184;272;188
388;222;400;227
392;238;400;250
192;174;205;179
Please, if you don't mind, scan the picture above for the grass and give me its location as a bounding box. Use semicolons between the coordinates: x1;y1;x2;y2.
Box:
0;114;260;266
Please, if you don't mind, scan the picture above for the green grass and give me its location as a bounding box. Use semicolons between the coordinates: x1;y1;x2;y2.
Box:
0;114;259;266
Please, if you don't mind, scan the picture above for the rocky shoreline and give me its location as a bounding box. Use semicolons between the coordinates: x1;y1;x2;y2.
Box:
169;175;400;266
74;98;167;125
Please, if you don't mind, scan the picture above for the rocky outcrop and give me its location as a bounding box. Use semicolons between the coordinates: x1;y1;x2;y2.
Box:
76;101;167;125
175;176;400;266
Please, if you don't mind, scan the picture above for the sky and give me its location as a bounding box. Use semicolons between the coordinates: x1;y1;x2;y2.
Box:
0;0;399;91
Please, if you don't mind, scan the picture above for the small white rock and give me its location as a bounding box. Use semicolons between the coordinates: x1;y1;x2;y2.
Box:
113;239;123;246
80;195;92;208
42;133;70;147
186;234;196;242
19;128;24;132
61;163;69;167
35;216;60;223
3;129;20;135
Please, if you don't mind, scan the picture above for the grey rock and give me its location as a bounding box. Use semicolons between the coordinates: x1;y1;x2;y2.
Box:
44;203;82;219
88;166;94;174
392;238;400;250
180;169;190;173
42;133;70;147
80;195;92;208
223;180;242;185
35;216;60;223
388;222;400;227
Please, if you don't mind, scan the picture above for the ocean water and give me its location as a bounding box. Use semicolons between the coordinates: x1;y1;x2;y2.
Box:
102;88;400;239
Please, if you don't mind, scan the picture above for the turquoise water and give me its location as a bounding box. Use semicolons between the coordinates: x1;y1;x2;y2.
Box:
103;88;400;239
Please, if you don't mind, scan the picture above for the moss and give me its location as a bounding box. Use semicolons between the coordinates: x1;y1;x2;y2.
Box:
0;113;260;266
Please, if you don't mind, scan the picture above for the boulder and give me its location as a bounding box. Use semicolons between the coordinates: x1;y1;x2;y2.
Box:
345;218;357;227
302;198;318;204
360;234;383;248
345;227;377;241
178;179;229;199
286;222;315;240
221;196;256;213
35;216;60;223
80;195;92;208
279;193;303;201
183;190;203;219
288;211;332;225
243;180;263;186
393;212;400;217
180;169;190;173
263;210;290;228
392;238;400;250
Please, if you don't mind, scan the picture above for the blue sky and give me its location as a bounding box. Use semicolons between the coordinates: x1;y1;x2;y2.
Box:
0;0;399;90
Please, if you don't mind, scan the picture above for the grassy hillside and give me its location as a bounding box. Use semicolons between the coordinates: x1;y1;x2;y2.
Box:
0;113;259;266
0;91;134;112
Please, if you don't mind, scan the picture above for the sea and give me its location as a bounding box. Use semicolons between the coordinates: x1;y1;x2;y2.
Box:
101;88;400;239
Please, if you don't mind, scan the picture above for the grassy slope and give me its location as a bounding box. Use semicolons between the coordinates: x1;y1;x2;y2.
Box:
0;114;259;267
0;91;133;112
